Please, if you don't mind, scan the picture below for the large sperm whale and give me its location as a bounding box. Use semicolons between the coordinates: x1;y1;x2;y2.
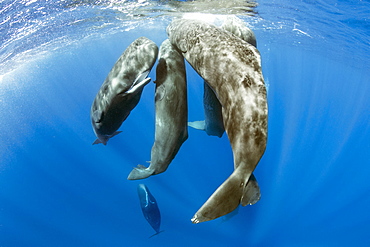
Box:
128;39;188;180
167;19;268;223
189;16;257;138
188;16;261;206
91;37;158;145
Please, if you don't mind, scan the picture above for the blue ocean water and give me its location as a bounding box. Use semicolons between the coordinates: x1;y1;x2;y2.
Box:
1;0;370;246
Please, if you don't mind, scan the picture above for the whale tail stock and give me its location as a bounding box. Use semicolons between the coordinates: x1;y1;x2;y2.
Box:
191;167;260;224
127;164;155;180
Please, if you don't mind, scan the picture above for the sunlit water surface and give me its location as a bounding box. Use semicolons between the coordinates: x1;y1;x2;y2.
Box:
1;0;369;246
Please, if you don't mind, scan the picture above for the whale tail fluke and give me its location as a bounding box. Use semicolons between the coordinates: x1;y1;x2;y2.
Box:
188;120;206;131
191;168;248;224
92;131;122;145
148;230;164;238
127;164;155;180
241;173;261;206
191;168;259;224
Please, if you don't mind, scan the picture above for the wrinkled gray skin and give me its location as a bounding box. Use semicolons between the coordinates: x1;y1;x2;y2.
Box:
188;16;261;210
128;39;188;180
167;19;268;223
189;16;257;138
91;37;158;145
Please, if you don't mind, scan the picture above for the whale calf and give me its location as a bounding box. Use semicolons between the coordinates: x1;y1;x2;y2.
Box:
167;19;268;223
128;39;188;180
137;184;162;237
91;37;158;145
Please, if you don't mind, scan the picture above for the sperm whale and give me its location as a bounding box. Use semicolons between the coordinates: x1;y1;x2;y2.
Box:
167;19;268;223
91;37;158;145
128;39;188;180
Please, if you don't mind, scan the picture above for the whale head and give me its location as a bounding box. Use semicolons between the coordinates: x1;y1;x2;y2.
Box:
91;71;151;145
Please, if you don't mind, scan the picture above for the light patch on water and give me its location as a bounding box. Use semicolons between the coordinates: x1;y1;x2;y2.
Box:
182;13;229;26
293;23;312;38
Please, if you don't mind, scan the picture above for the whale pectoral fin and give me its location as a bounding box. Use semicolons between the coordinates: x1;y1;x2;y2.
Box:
111;131;122;138
188;120;206;131
92;110;103;123
134;70;150;85
93;138;104;145
92;131;122;146
241;173;261;206
126;77;151;94
127;164;155;180
191;169;245;224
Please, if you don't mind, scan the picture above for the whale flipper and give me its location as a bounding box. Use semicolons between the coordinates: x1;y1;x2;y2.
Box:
188;120;206;131
128;164;155;180
92;131;122;145
125;71;151;94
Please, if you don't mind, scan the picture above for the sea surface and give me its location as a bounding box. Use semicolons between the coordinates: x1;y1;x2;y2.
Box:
1;0;370;246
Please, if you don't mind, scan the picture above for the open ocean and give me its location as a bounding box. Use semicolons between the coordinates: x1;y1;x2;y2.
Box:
1;0;369;246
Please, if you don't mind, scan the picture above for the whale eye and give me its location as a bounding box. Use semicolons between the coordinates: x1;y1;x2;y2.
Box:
155;58;167;83
155;85;166;102
178;39;188;53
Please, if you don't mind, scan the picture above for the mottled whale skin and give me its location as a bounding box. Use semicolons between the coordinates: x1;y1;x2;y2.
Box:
167;19;268;223
91;37;158;145
137;184;162;236
128;39;188;180
189;16;257;138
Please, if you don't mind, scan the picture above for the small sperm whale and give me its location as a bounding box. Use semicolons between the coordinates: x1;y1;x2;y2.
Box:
128;39;188;180
91;37;158;145
137;184;162;237
167;19;268;223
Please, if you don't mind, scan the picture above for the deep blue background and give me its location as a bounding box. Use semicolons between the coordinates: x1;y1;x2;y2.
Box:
1;0;370;246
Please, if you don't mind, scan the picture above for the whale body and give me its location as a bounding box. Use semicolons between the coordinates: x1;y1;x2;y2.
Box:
128;39;188;180
189;16;257;138
137;184;162;235
91;37;158;145
167;19;268;223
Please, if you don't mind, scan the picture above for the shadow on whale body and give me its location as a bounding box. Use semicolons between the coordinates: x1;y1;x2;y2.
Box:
128;39;188;180
90;37;158;145
137;184;163;237
167;18;268;223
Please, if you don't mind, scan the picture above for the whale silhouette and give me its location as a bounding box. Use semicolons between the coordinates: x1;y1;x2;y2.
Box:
137;184;162;236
